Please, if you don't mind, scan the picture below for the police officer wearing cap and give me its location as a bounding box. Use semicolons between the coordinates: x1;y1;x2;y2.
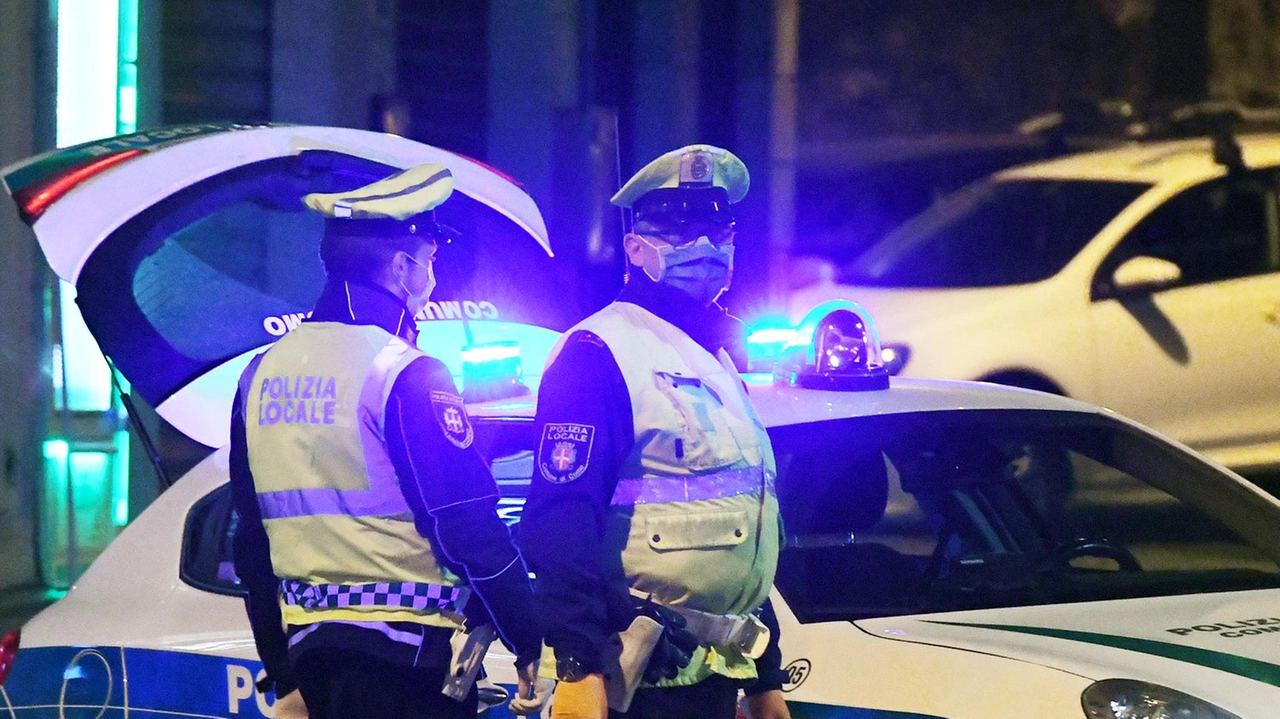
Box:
521;146;792;719
229;163;551;719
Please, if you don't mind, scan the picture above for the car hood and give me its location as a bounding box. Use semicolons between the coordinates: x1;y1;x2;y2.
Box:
2;123;559;448
859;590;1280;710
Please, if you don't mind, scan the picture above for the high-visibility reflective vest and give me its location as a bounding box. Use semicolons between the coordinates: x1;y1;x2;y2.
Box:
239;322;466;630
550;302;781;686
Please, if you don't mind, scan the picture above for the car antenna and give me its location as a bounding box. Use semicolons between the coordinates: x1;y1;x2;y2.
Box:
109;360;173;489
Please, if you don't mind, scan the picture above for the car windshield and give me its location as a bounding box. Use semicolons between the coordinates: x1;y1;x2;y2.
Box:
771;409;1280;623
837;178;1150;288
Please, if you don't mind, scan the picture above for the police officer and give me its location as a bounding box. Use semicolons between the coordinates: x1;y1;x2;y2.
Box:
229;163;550;719
521;145;792;719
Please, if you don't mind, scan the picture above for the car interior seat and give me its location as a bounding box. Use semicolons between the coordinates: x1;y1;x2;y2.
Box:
775;448;921;619
893;438;1056;590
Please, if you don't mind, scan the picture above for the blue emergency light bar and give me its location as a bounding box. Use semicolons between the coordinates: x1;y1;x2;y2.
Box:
460;340;529;403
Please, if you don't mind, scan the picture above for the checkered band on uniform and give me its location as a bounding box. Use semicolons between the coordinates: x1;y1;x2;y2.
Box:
281;578;470;614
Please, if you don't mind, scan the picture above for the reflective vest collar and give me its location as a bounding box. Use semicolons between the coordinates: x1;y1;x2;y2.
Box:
567;302;773;478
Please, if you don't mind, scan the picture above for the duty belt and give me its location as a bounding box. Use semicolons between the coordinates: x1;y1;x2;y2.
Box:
281;578;470;614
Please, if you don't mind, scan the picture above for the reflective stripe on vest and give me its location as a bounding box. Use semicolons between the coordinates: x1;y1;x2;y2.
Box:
611;466;776;506
257;486;408;519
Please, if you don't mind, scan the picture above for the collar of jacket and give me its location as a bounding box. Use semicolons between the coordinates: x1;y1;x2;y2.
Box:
308;279;418;343
617;274;746;368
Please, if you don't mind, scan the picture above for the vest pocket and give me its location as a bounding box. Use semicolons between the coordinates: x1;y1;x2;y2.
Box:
645;510;750;551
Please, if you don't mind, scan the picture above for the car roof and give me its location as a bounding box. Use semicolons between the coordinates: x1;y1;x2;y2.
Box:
997;133;1280;184
471;375;1117;428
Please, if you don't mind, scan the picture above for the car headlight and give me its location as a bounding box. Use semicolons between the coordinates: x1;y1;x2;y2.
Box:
880;343;910;375
1081;679;1240;719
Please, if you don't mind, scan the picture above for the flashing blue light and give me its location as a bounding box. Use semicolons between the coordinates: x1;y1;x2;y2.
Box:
745;316;798;372
461;343;522;364
780;299;875;364
417;320;561;395
461;340;528;403
746;328;798;345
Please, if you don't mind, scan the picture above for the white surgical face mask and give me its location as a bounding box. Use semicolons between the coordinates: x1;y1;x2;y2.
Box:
399;252;436;318
633;234;734;306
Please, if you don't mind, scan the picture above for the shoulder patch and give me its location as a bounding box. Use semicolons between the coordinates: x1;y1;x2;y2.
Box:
538;423;596;483
430;390;473;449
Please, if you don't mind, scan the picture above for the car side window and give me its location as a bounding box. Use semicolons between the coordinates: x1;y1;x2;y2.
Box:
771;411;1280;624
181;484;245;596
1095;171;1280;297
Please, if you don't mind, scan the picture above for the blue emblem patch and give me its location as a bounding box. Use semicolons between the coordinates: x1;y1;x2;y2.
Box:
430;390;473;449
538;423;595;483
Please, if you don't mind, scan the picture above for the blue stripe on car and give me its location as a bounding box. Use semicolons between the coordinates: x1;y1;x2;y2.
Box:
3;646;272;718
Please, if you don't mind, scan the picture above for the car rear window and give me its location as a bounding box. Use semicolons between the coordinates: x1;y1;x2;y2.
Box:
839;178;1150;288
75;151;565;409
770;409;1280;623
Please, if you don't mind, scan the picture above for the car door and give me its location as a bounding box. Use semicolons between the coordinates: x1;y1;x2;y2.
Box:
1;124;557;450
1088;169;1280;464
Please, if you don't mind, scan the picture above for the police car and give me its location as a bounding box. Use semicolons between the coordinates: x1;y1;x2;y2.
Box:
4;125;1280;719
786;129;1280;474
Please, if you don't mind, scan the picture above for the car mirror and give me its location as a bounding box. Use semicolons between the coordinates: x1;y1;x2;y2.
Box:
1111;255;1182;294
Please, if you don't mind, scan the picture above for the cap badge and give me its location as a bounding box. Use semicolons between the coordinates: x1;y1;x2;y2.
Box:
681;151;714;185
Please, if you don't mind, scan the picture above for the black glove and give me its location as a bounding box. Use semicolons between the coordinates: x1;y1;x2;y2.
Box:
633;600;701;684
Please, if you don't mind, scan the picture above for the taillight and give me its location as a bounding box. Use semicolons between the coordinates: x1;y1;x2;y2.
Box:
13;149;146;224
0;629;19;685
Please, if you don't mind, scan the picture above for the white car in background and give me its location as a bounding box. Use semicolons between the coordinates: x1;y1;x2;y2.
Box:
787;132;1280;473
5;124;1280;719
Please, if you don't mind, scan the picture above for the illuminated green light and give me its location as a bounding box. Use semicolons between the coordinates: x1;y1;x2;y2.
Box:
55;282;113;412
118;73;138;131
43;439;69;461
56;0;122;147
112;430;130;526
117;0;139;134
